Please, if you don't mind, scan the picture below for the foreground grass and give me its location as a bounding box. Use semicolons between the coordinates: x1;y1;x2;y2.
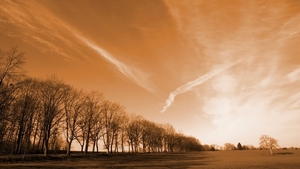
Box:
0;150;299;168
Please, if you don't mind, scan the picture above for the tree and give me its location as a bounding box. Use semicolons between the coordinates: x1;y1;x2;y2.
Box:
140;120;164;153
0;47;25;86
237;142;243;150
224;143;236;151
162;123;176;152
83;91;103;155
12;78;40;154
259;135;279;155
118;113;128;153
39;77;70;156
74;112;87;153
101;100;125;153
209;144;218;151
63;88;86;155
0;47;25;152
178;135;202;152
126;115;144;153
0;47;211;155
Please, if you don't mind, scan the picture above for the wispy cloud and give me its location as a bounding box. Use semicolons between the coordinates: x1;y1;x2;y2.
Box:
287;68;300;83
161;60;241;113
0;0;90;63
71;31;155;93
164;0;300;146
0;0;155;93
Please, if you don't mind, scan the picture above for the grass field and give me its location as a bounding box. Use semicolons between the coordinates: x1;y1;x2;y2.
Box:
0;150;299;168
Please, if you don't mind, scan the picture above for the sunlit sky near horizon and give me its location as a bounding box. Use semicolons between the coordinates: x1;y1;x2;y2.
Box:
1;0;300;148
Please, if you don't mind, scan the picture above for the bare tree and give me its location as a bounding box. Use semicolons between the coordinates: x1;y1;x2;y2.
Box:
0;47;25;86
74;104;88;153
63;88;86;155
111;108;126;153
101;100;125;153
12;78;40;154
162;123;176;152
0;47;25;152
118;113;128;153
224;143;236;151
87;92;104;153
140;120;164;153
140;120;153;152
90;113;102;153
31;108;43;153
83;91;103;155
177;135;201;152
259;135;279;155
0;46;207;156
39;77;70;156
152;124;164;152
126;115;144;153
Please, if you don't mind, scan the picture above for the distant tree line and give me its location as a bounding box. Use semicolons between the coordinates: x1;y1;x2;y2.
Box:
0;47;202;156
222;142;257;151
199;143;257;151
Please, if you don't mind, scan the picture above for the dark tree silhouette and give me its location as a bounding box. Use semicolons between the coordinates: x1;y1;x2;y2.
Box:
237;142;243;150
0;47;203;155
0;47;25;153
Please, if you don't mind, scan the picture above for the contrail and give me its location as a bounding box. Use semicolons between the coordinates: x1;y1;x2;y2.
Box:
71;31;155;93
161;60;242;113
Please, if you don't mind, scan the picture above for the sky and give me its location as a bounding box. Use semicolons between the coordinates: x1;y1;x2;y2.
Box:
1;0;300;148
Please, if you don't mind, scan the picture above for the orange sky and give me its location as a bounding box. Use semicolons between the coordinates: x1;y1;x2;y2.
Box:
1;0;300;147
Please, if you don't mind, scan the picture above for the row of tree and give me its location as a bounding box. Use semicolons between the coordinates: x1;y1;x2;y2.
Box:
220;135;280;155
222;142;257;151
0;47;202;156
199;143;256;151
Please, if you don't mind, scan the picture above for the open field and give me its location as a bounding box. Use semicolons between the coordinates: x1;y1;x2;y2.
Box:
0;150;299;168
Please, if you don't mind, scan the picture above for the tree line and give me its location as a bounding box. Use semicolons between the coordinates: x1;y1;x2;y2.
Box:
0;47;202;156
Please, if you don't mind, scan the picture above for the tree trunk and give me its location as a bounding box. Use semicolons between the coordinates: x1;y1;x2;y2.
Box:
121;136;124;153
16;117;24;154
131;141;134;153
92;140;95;153
67;141;72;156
43;139;49;156
84;129;90;155
96;141;99;153
43;125;51;156
31;119;39;152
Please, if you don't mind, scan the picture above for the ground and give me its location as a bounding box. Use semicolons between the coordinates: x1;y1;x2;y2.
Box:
0;150;299;168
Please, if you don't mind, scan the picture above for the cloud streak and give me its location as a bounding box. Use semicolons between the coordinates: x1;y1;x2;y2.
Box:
161;60;241;113
0;0;90;63
0;0;155;93
71;31;155;93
